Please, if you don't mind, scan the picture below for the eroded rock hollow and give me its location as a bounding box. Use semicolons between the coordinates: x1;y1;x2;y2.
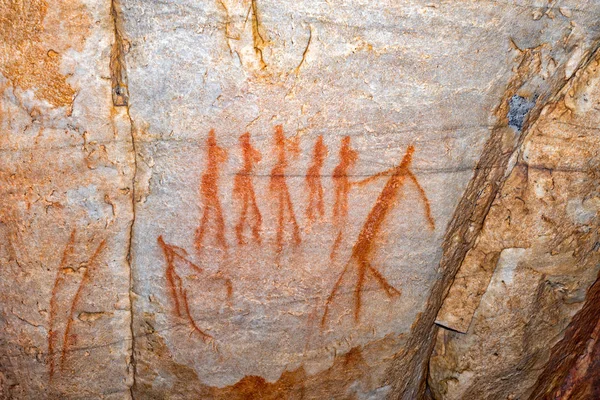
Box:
1;1;599;399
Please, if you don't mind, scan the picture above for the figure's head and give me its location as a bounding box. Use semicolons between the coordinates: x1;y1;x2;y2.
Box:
341;136;351;150
207;129;217;146
315;135;327;159
240;132;250;145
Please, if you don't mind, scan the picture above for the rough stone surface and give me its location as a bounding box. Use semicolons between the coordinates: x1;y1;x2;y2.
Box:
430;49;600;400
0;0;599;399
0;0;134;398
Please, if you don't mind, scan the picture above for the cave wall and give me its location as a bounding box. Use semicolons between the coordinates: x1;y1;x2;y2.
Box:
0;1;599;399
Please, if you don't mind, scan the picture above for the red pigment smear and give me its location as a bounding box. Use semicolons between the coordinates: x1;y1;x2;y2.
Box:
60;239;106;371
305;135;328;224
195;129;228;253
233;132;263;245
322;145;435;327
269;125;301;260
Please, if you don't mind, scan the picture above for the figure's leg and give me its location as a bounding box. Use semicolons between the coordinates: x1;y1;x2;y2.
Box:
195;203;210;250
276;189;285;255
366;262;401;297
306;186;315;223
214;199;228;250
250;189;262;244
354;260;367;322
332;184;341;221
317;184;325;219
166;265;182;317
321;261;351;328
284;188;301;245
330;230;342;260
181;287;213;342
236;190;248;245
407;171;435;230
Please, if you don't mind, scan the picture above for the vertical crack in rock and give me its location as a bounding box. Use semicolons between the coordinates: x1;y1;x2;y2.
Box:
385;38;600;399
250;0;267;69
110;0;129;107
110;0;137;397
294;25;312;76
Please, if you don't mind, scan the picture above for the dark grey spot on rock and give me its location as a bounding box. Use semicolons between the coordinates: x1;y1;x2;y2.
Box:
508;95;536;131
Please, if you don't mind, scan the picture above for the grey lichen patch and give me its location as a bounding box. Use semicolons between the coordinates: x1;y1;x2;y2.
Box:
508;95;536;131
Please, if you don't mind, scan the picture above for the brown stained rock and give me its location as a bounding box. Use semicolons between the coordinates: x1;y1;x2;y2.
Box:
528;271;600;400
0;0;90;108
429;51;600;400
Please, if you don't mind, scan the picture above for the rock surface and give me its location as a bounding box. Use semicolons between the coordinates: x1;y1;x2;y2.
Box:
0;0;134;398
430;49;600;400
0;0;599;399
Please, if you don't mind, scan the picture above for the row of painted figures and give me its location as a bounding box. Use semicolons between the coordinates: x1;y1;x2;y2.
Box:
196;125;434;258
179;125;437;336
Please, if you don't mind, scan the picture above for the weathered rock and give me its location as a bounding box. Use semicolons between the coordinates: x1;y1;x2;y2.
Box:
120;1;600;398
0;0;134;398
430;49;600;400
1;0;600;399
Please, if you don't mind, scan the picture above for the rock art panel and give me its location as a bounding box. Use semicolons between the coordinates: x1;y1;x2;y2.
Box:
121;1;600;397
3;0;600;399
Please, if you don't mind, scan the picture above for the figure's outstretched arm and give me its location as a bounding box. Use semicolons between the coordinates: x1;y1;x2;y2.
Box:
352;167;397;186
407;171;435;230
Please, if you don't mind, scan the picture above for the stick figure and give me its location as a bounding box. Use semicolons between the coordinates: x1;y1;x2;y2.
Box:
233;132;263;245
269;125;301;259
306;135;328;224
195;129;228;252
330;136;358;259
158;236;233;343
321;145;435;327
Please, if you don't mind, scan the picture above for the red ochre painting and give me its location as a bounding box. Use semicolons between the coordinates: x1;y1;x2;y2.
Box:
159;126;435;341
48;231;107;380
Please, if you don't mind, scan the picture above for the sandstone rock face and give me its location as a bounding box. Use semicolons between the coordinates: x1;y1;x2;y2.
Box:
0;1;134;398
1;0;599;399
430;50;600;400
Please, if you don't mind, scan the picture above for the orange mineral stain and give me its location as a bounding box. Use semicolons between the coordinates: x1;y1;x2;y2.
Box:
305;135;328;224
195;129;228;253
269;125;301;259
233;132;263;245
330;136;358;260
158;236;233;342
60;239;106;371
321;145;435;327
0;0;90;108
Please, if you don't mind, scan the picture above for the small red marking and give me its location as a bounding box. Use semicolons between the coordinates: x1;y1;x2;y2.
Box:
158;236;233;342
269;125;301;260
321;145;435;327
233;132;263;245
305;135;328;224
195;129;228;253
60;239;106;371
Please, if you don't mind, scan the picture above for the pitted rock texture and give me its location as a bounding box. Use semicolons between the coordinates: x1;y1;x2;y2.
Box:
0;0;599;399
431;49;600;400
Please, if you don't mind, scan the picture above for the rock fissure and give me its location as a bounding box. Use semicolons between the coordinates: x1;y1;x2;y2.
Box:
109;0;137;397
